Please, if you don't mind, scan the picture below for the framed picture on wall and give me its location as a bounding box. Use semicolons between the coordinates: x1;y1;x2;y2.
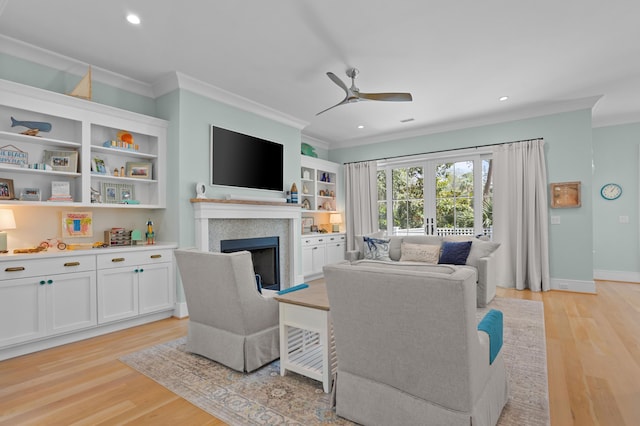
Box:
550;181;581;208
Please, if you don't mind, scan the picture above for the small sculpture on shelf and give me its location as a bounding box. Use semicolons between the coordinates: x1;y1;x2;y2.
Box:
10;116;52;136
146;219;155;245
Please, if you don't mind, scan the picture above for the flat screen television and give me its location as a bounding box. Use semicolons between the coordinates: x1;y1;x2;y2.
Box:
210;125;284;192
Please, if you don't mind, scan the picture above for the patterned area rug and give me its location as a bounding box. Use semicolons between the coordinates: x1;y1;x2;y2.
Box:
121;297;549;425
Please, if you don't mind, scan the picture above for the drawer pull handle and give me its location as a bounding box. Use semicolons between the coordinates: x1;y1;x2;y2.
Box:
111;258;125;263
150;254;162;259
64;262;80;267
5;267;25;272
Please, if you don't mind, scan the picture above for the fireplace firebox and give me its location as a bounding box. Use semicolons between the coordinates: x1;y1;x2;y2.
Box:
220;236;280;291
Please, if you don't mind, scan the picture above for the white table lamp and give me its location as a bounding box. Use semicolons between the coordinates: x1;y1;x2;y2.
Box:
0;209;16;253
329;213;341;233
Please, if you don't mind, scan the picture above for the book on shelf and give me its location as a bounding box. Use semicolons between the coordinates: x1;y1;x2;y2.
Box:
48;195;74;202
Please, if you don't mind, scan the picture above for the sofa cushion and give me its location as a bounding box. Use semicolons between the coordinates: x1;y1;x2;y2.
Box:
356;231;386;258
363;236;391;261
443;236;500;268
399;242;440;263
439;241;472;265
389;235;442;261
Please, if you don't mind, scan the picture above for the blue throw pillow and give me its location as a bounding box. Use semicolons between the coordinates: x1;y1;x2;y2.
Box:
439;240;473;265
363;236;391;261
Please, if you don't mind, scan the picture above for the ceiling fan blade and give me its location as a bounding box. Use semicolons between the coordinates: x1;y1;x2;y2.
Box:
358;92;413;102
326;72;349;96
316;97;349;116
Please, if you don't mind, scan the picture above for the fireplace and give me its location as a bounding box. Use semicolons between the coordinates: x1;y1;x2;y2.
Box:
221;236;281;291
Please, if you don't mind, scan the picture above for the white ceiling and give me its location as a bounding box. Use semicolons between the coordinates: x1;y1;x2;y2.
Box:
1;0;639;148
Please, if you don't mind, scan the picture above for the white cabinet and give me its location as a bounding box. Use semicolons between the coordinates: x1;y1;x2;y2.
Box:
0;244;175;360
300;156;339;212
97;249;174;324
301;234;346;280
0;255;96;347
0;79;167;208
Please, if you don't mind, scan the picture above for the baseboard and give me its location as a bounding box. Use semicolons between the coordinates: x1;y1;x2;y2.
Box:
173;302;189;318
550;278;596;294
593;269;640;283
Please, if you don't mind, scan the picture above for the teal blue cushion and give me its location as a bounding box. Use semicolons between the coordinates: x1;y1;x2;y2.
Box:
438;240;472;265
277;283;309;295
478;309;503;364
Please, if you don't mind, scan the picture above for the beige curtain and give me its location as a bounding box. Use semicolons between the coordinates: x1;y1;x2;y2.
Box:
344;161;378;251
493;139;550;291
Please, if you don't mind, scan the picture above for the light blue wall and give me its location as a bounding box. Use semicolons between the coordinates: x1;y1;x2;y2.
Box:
329;110;595;285
593;123;640;275
175;89;302;248
0;53;156;116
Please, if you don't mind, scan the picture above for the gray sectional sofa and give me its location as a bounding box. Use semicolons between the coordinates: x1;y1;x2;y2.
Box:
346;234;500;307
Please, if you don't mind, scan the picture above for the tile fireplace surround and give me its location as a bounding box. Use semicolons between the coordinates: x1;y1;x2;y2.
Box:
191;199;303;288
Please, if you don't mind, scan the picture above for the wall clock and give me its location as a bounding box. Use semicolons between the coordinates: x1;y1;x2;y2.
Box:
600;183;622;200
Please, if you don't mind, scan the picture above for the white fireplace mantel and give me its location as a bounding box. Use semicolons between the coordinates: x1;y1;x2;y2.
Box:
191;199;303;287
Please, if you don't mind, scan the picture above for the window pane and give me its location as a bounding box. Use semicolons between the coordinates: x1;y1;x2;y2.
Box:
378;201;387;231
377;170;386;200
407;200;424;231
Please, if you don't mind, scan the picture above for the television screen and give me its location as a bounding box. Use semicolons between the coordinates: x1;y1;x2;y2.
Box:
210;126;284;192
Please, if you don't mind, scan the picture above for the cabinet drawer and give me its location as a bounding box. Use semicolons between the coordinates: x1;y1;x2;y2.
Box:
301;236;326;247
326;234;346;243
0;255;96;280
96;249;173;269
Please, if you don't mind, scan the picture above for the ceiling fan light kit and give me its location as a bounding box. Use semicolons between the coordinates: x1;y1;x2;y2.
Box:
317;68;413;115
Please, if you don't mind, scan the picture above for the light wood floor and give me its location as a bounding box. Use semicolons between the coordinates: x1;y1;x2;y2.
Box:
0;280;638;425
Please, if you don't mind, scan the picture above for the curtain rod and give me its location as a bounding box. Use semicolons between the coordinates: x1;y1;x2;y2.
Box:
341;137;543;165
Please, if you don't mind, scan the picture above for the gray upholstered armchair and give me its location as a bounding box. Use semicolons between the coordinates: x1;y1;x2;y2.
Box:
174;249;279;372
324;262;508;426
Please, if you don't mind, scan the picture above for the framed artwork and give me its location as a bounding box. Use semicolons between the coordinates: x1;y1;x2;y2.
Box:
101;182;135;203
301;217;314;233
125;161;152;179
0;144;28;167
44;150;78;173
92;156;109;175
550;181;581;208
62;211;93;238
0;178;15;200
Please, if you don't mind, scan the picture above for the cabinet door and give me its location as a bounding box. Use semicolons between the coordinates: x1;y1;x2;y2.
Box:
311;243;326;275
46;271;97;335
326;242;346;265
0;278;46;347
138;262;174;315
302;245;315;277
97;266;138;324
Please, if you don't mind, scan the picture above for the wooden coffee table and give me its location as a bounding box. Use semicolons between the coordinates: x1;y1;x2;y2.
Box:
274;282;336;393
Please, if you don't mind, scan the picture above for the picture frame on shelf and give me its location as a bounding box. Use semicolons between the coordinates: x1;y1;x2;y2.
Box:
44;150;78;173
125;161;152;179
550;181;581;208
101;182;135;204
0;178;15;200
20;187;41;201
91;156;109;175
302;217;314;233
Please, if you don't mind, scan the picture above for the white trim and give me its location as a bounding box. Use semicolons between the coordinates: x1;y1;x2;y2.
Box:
302;134;331;150
0;34;155;98
173;302;189;319
155;72;309;131
593;269;640;283
550;278;597;294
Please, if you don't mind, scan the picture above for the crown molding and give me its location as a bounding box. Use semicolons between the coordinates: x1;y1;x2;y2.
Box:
301;134;330;150
0;34;155;98
328;95;603;149
153;71;309;131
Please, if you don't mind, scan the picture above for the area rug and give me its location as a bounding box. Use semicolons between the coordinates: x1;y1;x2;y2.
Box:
121;297;549;425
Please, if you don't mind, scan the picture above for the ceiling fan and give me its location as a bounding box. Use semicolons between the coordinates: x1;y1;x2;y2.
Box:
317;68;413;115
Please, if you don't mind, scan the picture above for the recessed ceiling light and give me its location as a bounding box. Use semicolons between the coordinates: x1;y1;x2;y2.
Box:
126;14;141;25
357;125;364;129
499;96;509;102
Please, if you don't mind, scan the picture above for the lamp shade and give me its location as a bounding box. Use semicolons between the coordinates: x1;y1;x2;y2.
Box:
329;213;341;232
0;209;16;230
